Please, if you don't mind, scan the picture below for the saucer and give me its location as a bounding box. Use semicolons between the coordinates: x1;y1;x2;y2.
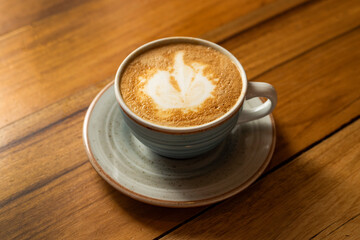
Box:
83;82;276;208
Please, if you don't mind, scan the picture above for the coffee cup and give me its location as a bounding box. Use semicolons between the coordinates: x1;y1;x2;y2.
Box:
114;37;277;159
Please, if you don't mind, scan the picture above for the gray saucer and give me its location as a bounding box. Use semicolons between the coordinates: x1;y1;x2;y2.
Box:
83;82;276;207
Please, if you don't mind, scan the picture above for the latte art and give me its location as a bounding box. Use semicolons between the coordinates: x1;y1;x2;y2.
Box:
143;51;216;109
120;43;242;127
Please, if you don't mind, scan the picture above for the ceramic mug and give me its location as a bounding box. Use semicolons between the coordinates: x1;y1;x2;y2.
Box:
114;37;277;159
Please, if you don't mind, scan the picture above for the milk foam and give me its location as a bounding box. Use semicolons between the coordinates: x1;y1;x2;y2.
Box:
120;43;242;127
143;51;215;109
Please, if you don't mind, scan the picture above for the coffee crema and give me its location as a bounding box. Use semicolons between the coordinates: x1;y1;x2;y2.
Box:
120;43;242;127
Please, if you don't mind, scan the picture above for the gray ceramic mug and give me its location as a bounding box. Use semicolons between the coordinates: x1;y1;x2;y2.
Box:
114;37;277;159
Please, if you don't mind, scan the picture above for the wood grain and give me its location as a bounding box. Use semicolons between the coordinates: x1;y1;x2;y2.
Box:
222;0;360;79
0;0;307;129
0;162;205;239
256;27;360;169
200;0;310;42
0;0;88;36
2;0;359;151
0;0;359;239
162;116;360;240
2;0;356;203
313;214;360;239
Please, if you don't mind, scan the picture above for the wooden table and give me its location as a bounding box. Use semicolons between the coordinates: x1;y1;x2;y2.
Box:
1;0;359;239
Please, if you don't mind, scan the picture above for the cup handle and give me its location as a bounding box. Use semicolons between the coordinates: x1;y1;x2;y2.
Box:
237;82;277;123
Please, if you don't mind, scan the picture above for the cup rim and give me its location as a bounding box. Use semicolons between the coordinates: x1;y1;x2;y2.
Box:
114;36;248;134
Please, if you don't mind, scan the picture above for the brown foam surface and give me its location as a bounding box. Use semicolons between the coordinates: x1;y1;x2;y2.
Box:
120;43;242;127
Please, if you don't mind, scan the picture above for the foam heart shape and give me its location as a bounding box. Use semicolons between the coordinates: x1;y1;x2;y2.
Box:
143;51;216;109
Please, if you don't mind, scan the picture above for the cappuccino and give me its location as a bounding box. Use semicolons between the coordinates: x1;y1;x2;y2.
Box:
120;43;242;127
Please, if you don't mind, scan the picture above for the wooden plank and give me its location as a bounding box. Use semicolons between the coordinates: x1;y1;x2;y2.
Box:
0;162;205;239
0;0;88;36
0;0;308;129
251;27;360;169
201;0;310;42
0;2;359;239
1;0;359;151
0;102;205;239
222;0;360;79
161;119;360;239
313;214;360;239
0;78;110;152
0;0;358;212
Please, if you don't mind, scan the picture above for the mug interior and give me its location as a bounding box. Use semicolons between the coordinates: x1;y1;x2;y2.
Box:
114;37;248;133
